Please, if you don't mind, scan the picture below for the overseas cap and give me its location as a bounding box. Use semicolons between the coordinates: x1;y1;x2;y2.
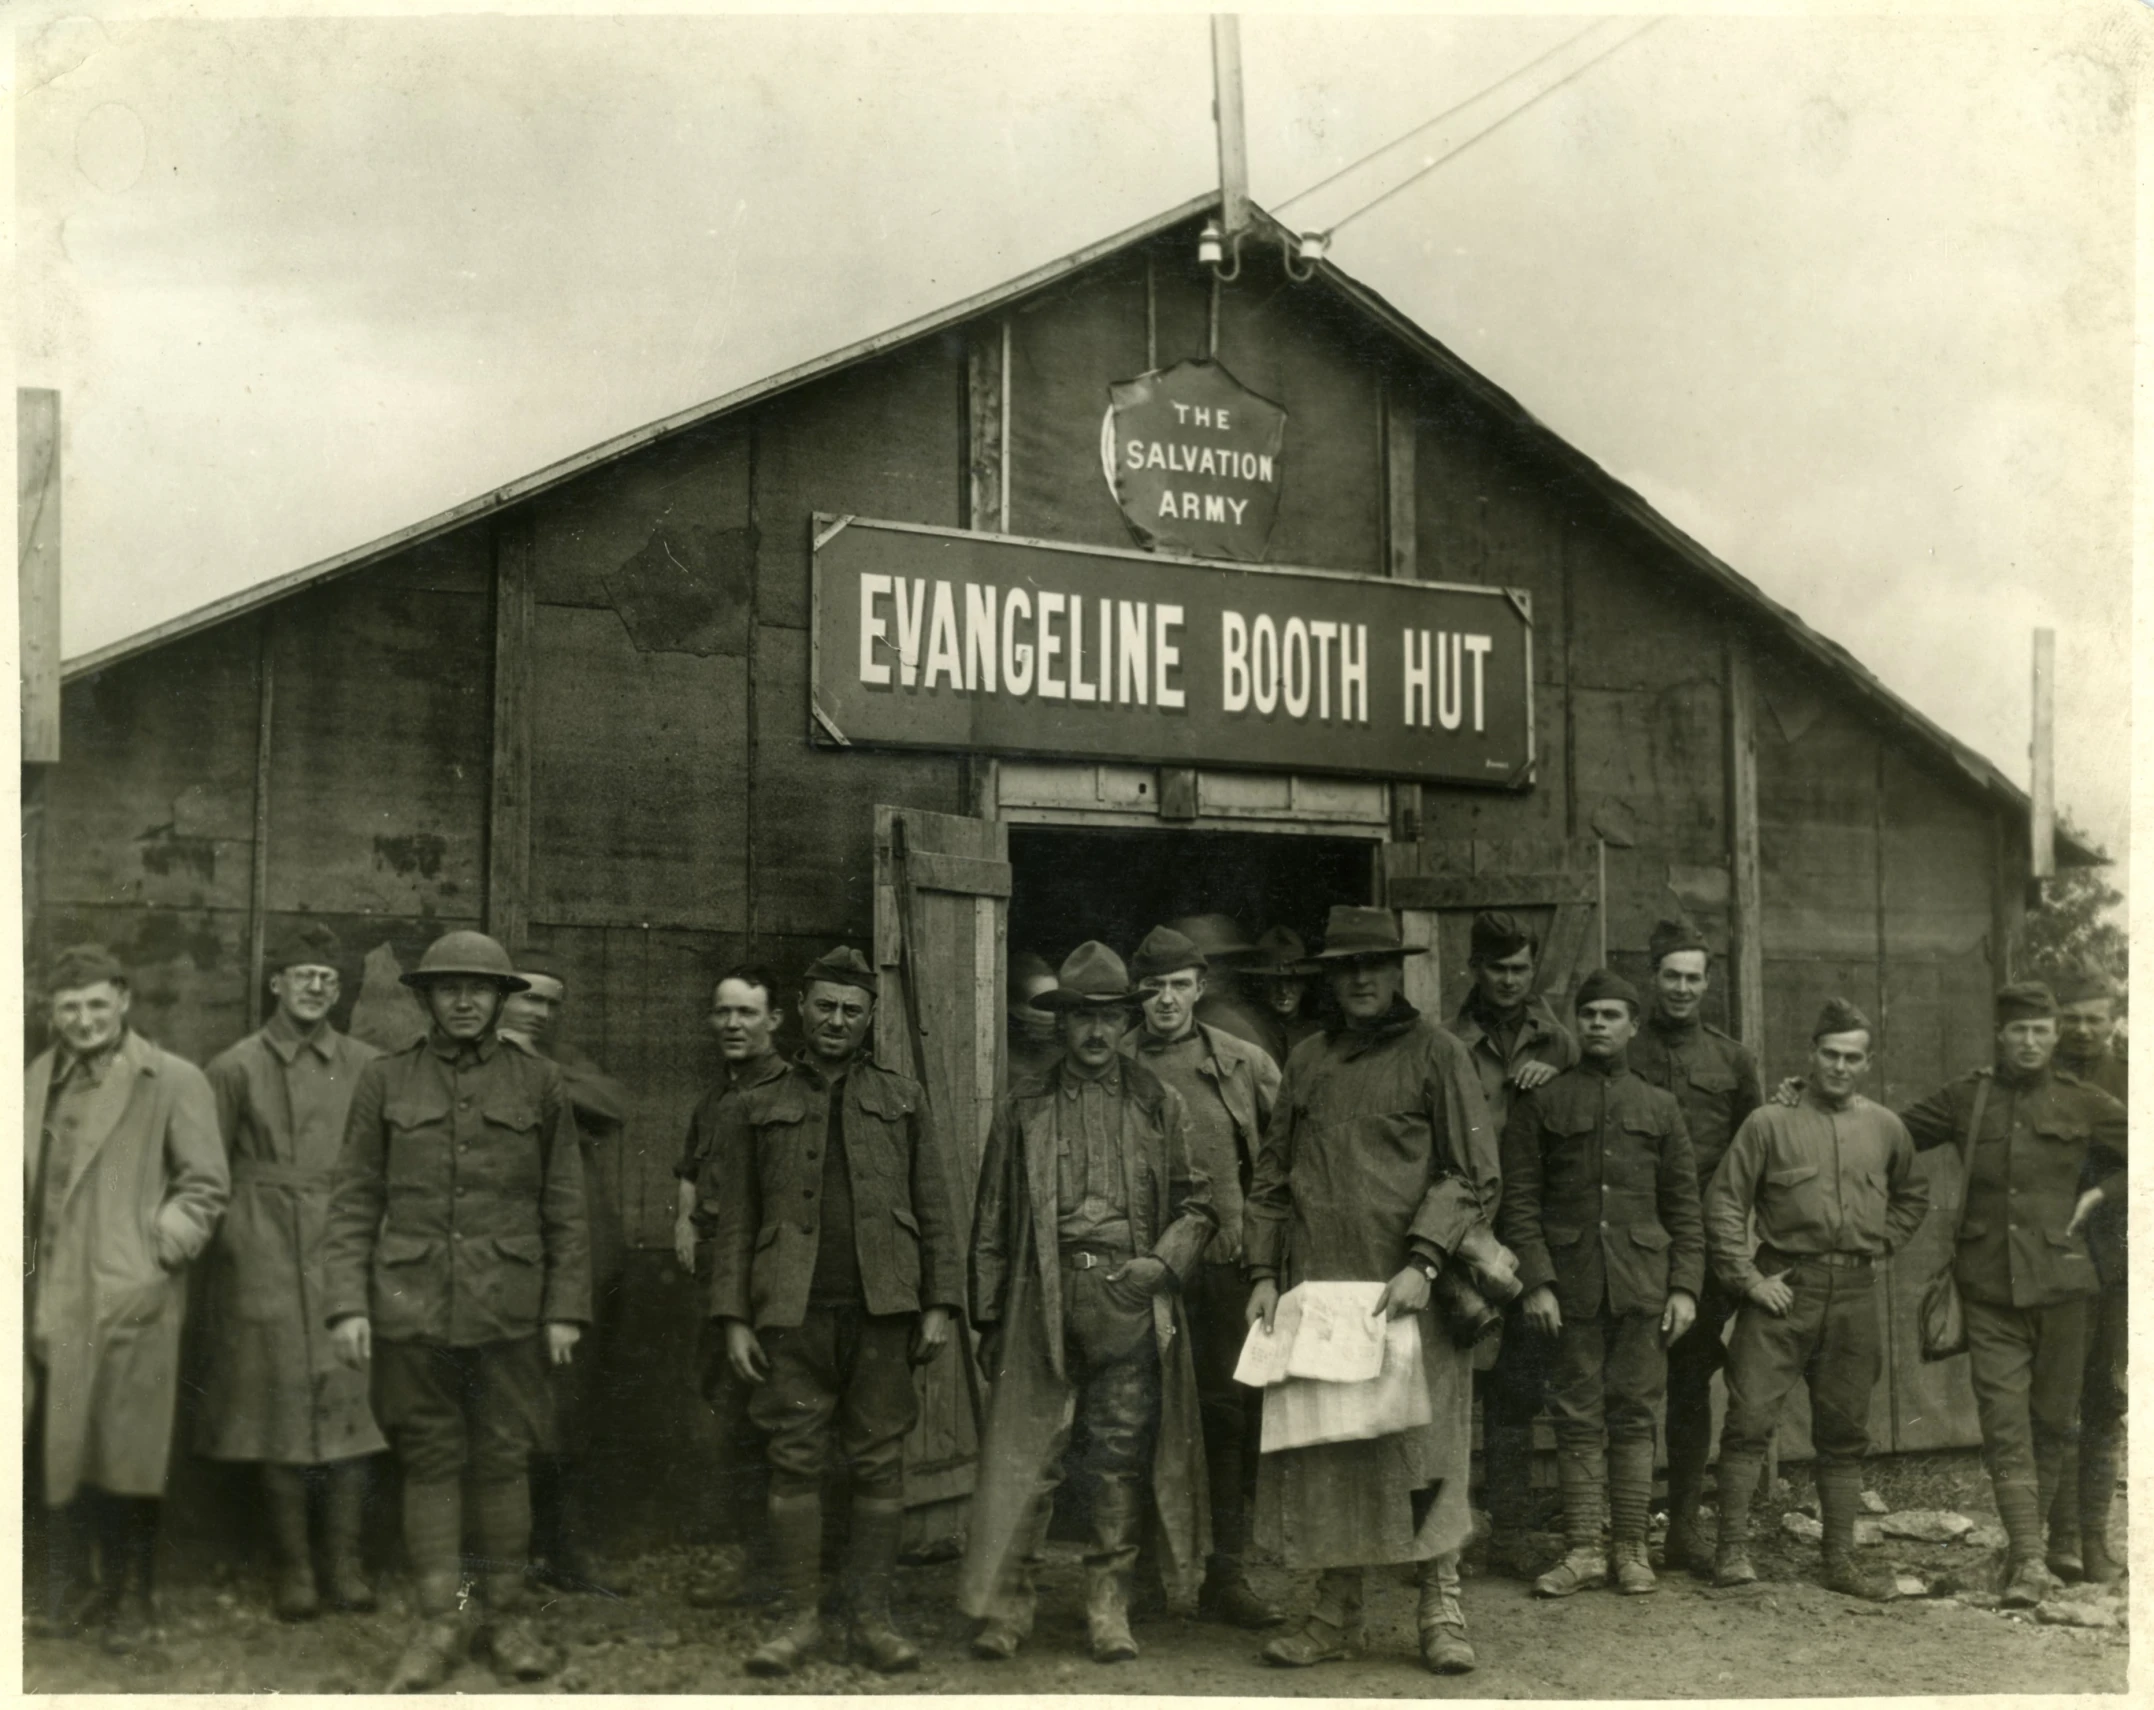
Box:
1648;917;1711;968
1037;942;1138;1010
1995;981;2058;1024
1575;968;1642;1014
1130;926;1208;982
1812;996;1874;1041
400;930;529;991
47;943;128;995
1308;905;1427;963
803;945;879;997
1469;910;1535;965
266;922;343;975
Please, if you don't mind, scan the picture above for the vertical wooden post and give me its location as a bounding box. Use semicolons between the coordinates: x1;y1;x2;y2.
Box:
1991;811;2018;981
1872;741;1892;1097
1211;16;1250;237
1383;379;1416;582
1725;634;1766;1053
2030;628;2055;881
966;325;1006;535
246;612;276;1029
488;514;535;951
19;390;62;765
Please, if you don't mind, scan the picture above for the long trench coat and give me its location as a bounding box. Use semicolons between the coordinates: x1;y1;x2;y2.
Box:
1243;1002;1499;1569
196;1018;387;1465
25;1031;229;1506
958;1057;1216;1616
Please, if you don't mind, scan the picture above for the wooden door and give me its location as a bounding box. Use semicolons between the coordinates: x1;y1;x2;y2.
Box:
1383;836;1603;1022
872;804;1009;1531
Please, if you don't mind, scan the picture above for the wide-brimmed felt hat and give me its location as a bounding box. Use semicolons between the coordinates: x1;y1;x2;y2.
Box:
1165;914;1262;965
1245;926;1308;977
1036;941;1138;1010
1130;926;1208;983
401;930;529;991
1306;906;1427;964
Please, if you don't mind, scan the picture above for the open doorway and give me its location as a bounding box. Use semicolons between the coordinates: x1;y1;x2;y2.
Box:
1006;825;1377;969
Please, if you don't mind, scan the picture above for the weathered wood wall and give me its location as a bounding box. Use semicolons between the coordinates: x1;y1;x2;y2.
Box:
32;218;2026;1530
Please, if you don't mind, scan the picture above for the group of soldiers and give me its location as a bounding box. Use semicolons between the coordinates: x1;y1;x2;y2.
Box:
22;899;2128;1688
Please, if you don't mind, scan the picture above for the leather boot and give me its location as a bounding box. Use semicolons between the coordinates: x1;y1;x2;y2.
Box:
1482;1421;1543;1578
1199;1556;1280;1628
1608;1440;1656;1595
530;1456;628;1598
1262;1567;1363;1666
321;1459;376;1613
1084;1477;1141;1663
386;1482;467;1693
30;1498;105;1639
2077;1424;2124;1585
747;1491;825;1675
972;1495;1050;1660
97;1497;163;1657
2033;1433;2075;1581
261;1465;321;1621
845;1493;919;1672
1995;1479;2052;1608
1817;1463;1894;1601
1660;1437;1714;1575
1535;1446;1609;1597
1416;1553;1475;1674
1711;1448;1763;1587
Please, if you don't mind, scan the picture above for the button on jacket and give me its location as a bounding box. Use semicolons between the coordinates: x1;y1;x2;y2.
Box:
1705;1090;1928;1296
1451;992;1577;1134
1121;1019;1279;1264
1631;1015;1762;1187
1900;1065;2126;1310
323;1029;592;1344
708;1052;962;1330
1499;1052;1704;1319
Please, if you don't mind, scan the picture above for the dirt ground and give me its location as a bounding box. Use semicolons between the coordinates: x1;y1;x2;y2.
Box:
24;1452;2128;1697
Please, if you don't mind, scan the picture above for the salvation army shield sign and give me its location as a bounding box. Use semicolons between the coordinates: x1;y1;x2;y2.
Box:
1100;359;1286;560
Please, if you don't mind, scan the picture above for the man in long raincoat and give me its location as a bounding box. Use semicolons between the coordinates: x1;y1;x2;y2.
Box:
198;924;386;1621
27;943;229;1653
1244;906;1500;1677
960;941;1216;1665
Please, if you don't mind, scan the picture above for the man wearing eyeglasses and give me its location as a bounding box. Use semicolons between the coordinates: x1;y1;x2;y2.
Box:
198;925;386;1624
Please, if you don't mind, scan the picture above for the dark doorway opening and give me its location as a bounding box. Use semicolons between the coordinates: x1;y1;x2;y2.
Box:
1006;826;1376;968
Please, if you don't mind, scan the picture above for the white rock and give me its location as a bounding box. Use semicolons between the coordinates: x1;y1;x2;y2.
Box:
1861;1490;1889;1514
1893;1575;1928;1598
2036;1600;2118;1630
1879;1509;1974;1543
1965;1523;2008;1551
1783;1511;1824;1542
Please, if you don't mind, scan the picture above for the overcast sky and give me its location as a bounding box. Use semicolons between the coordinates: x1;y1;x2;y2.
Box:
15;4;2136;862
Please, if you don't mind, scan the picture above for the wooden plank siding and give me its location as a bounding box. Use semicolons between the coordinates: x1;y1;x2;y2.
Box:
26;213;2041;1547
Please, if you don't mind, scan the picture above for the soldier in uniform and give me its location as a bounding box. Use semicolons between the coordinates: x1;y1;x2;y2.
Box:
1704;998;1928;1597
709;947;960;1676
2045;964;2127;1584
1246;907;1500;1676
1244;927;1320;1063
672;965;788;1607
1166;914;1280;1066
961;942;1215;1665
498;951;632;1597
1120;924;1282;1628
27;945;229;1653
1628;917;1762;1574
324;930;591;1691
1451;911;1576;1576
1896;981;2126;1607
198;924;386;1621
1498;969;1703;1601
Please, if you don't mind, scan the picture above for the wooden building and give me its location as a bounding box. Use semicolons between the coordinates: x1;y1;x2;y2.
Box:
35;193;2094;1547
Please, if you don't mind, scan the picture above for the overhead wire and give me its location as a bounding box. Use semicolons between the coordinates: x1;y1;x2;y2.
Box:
1291;16;1667;243
1273;18;1610;217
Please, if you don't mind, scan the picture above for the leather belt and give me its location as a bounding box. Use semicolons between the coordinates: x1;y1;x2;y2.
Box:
1060;1246;1132;1270
231;1159;332;1190
1768;1246;1874;1271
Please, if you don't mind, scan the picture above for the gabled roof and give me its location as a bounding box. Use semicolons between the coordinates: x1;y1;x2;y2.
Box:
62;191;2099;865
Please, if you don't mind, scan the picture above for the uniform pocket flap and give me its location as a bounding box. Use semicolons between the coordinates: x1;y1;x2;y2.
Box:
1767;1164;1821;1188
757;1088;812;1127
494;1233;544;1264
892;1205;921;1235
1550;1113;1597;1140
1687;1066;1739;1094
854;1075;915;1121
1956;1218;1988;1241
754;1223;784;1251
1544;1223;1585;1246
2044;1228;2090;1251
2033;1122;2087;1145
1621;1117;1667;1138
1628;1223;1672;1252
483;1097;541;1133
378;1231;435;1266
383;1093;452;1131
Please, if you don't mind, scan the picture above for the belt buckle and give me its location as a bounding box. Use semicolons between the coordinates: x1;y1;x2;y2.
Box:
1072;1250;1097;1270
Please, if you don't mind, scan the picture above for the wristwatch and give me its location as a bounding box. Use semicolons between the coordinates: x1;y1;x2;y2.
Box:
1415;1257;1441;1283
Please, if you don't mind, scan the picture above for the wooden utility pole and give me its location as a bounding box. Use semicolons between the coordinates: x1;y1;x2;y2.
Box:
20;389;62;965
2030;627;2055;884
1211;16;1249;236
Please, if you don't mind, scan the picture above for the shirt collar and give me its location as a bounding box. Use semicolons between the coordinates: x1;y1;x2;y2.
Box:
264;1007;337;1064
1057;1055;1122;1097
427;1027;499;1064
1649;1009;1701;1041
1135;1020;1204;1057
56;1029;129;1085
1580;1048;1630;1079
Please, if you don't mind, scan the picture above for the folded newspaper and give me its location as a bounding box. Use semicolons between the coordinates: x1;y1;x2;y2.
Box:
1235;1282;1431;1451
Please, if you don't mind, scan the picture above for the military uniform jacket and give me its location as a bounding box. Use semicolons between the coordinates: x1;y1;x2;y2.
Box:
1901;1065;2126;1310
679;1051;789;1232
323;1029;592;1345
1499;1053;1705;1318
1119;1019;1279;1260
1450;993;1577;1134
709;1052;962;1329
1631;1014;1762;1188
2060;1046;2127;1287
